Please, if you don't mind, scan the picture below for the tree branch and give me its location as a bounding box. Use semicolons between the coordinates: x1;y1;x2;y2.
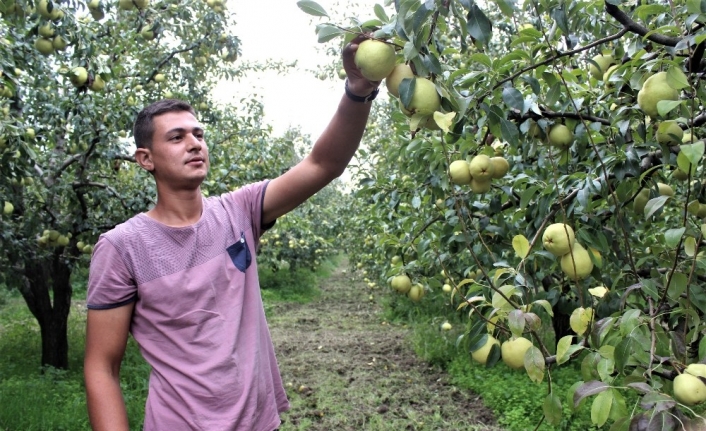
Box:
605;3;682;47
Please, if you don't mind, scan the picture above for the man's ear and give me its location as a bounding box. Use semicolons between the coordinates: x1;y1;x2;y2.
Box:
134;148;154;172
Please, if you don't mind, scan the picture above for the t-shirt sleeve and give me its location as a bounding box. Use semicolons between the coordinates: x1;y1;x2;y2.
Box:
86;236;138;310
222;180;273;241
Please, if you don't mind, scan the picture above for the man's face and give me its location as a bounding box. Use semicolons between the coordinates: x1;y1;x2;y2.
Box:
142;111;210;188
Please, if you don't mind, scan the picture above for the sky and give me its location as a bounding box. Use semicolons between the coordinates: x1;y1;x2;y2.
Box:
214;0;389;138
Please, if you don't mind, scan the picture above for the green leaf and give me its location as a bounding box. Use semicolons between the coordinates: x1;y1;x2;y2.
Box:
469;53;492;69
296;0;329;17
550;7;569;35
532;299;554;317
500;117;519;147
570;307;593;335
667;272;688;300
677;150;697;176
508;309;525;337
524;346;545;383
492;0;516;16
556;335;573;364
399;77;416;109
591;390;613;427
574;380;609;407
315;24;343;43
685;236;696;257
681;140;705;165
543;392;563;426
664;227;685;248
432;111;456;133
702;224;706;237
466;3;492;46
644;195;669;219
502;87;524;111
666;65;690;89
512;234;530;258
687;0;706;13
373;3;389;21
614;336;633;373
656;100;681;117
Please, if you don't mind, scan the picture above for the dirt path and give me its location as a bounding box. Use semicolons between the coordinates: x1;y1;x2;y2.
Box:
268;261;504;431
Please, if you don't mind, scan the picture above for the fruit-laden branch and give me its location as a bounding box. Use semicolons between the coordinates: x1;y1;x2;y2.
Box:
486;28;629;98
148;41;204;83
604;3;681;47
508;108;610;126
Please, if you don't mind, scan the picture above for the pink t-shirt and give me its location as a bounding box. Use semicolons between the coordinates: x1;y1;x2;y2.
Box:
87;181;289;431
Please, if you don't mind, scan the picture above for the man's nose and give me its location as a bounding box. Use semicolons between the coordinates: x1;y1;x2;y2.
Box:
187;134;202;150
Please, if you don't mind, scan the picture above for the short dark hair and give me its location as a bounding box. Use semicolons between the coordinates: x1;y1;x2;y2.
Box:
133;99;196;149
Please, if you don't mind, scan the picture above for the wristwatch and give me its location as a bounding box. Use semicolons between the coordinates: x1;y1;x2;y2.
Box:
344;79;379;103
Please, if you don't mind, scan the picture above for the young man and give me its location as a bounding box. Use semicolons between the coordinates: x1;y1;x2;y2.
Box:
83;35;380;431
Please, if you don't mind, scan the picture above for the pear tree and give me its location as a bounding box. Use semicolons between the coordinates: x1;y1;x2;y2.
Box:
302;0;706;428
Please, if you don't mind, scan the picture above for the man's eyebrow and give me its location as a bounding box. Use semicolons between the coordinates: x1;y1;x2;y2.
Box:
164;126;205;135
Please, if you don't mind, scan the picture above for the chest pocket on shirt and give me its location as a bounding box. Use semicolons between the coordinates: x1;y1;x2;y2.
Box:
226;231;252;272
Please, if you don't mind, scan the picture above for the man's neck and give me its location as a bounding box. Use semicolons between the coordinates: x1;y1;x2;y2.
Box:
146;188;204;227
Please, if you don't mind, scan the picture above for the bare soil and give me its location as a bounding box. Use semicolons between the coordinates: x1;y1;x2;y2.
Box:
268;261;504;431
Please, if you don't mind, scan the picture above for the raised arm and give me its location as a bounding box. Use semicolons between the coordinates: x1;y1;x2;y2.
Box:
84;303;135;431
261;35;381;225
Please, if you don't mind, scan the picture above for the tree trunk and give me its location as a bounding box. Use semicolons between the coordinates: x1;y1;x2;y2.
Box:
20;250;74;370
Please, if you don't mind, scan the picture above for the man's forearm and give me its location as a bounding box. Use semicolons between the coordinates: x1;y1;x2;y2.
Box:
309;92;374;178
86;371;130;431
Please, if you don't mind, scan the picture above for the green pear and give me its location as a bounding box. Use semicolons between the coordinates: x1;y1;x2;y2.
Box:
656;121;683;145
3;201;13;215
657;182;674;197
686;363;706;378
672;168;688;181
449;160;471;185
470;178;492;194
548;124;573;147
390;274;411;294
468;154;495;181
542;223;575;257
603;64;618;85
408;283;425;302
70;67;88;87
489;156;510;179
354;39;396;81
38;22;54;38
637;72;680;118
337;68;347;80
37;0;61;20
34;37;54;55
633;188;650;214
118;0;135;10
402;77;440;117
673;373;706;406
589;54;615;80
471;335;500;365
385;63;414;98
560;242;594;279
89;75;105;92
52;35;68;50
501;337;533;370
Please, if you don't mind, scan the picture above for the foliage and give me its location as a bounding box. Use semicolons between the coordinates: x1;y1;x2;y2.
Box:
302;0;706;428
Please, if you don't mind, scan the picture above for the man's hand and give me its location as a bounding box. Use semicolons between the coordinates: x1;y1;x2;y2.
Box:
341;34;382;98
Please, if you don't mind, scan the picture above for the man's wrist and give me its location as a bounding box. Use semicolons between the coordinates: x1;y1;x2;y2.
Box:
344;79;379;103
